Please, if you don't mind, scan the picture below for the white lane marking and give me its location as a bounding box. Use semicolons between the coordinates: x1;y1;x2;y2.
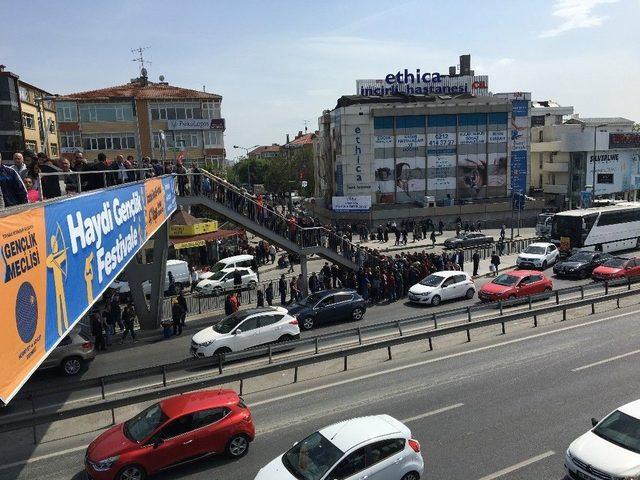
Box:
401;403;464;423
0;445;86;472
476;451;555;480
572;348;640;372
251;309;640;407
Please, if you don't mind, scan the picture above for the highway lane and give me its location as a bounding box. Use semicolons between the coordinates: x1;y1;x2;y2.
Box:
3;301;640;480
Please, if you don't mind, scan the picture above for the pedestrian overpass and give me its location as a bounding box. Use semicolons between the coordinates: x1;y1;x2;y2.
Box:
0;171;368;404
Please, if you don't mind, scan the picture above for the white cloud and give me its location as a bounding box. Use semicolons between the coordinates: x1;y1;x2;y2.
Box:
540;0;619;38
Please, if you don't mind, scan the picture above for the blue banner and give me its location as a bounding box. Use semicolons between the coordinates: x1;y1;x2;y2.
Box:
512;100;529;117
511;150;527;206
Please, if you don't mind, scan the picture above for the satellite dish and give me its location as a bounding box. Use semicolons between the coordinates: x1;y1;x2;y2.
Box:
159;75;165;81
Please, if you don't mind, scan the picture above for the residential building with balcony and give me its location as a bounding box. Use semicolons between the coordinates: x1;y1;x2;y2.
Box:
55;69;225;166
0;65;59;160
531;115;639;208
248;144;281;159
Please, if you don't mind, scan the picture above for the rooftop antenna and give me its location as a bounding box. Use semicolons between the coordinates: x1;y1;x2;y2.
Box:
131;47;152;75
304;120;310;133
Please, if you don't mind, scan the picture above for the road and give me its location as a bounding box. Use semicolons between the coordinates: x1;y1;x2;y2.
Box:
2;296;640;479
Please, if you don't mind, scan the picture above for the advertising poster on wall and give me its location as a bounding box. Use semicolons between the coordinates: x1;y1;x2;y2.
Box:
395;157;426;196
0;176;177;403
457;154;488;198
374;135;394;148
487;153;508;187
511;150;528;194
488;130;507;144
374;158;395;203
458;131;487;145
427;154;456;191
427;132;456;148
395;134;426;150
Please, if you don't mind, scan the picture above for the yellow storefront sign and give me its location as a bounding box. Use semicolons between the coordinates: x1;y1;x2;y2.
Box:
174;240;207;250
170;220;218;237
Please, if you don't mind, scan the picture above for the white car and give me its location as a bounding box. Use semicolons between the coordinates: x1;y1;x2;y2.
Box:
408;271;476;306
516;242;559;270
565;399;640;480
190;306;299;357
255;415;424;480
195;267;258;296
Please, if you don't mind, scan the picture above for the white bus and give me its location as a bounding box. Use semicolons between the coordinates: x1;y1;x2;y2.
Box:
551;202;640;254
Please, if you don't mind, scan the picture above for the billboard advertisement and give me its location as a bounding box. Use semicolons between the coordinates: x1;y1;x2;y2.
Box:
457;154;488;199
332;195;372;212
0;175;177;403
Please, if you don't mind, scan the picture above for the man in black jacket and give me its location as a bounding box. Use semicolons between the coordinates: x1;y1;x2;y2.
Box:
87;153;109;190
278;274;287;305
0;152;27;206
177;291;188;326
472;250;480;277
37;153;62;199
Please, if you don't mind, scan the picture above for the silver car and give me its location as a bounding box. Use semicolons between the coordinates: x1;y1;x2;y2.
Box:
39;333;96;376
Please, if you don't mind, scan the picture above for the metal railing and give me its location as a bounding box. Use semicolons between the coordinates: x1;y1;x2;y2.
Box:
35;168;154;201
2;277;638;440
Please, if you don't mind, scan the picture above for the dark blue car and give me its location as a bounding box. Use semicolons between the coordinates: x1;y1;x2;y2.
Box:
286;289;367;330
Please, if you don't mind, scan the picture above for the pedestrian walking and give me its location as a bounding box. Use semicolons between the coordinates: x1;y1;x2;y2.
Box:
438;219;444;235
171;298;184;335
265;281;274;306
177;291;188;326
490;251;501;276
457;249;464;271
224;294;234;316
256;288;264;307
120;304;137;343
430;230;437;248
91;312;106;351
472;250;480;277
190;266;198;292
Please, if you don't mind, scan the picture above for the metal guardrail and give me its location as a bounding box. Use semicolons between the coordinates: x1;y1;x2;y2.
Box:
2;278;639;439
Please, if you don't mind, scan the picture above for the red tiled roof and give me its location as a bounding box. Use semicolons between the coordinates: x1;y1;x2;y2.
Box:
249;145;282;156
58;80;221;101
285;132;316;148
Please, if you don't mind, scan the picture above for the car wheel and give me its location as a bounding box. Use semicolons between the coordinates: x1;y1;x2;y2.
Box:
401;472;420;480
430;295;441;306
465;288;475;299
352;308;364;321
278;334;294;343
301;317;314;330
117;464;146;480
507;294;516;301
225;434;250;458
61;356;83;376
214;347;232;356
541;261;547;270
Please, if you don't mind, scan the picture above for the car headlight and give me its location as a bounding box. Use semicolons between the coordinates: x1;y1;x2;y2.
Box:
199;340;214;347
94;456;119;471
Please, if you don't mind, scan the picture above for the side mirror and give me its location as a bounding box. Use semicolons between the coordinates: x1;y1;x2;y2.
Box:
591;417;599;427
234;329;242;335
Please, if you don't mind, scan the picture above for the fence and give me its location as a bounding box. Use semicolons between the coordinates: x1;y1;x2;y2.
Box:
2;278;638;440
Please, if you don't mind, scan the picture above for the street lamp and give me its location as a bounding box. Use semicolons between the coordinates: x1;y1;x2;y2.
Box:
591;123;607;202
233;144;259;188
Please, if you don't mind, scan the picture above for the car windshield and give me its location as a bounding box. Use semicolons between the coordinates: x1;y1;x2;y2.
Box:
567;252;594;263
523;246;545;255
282;432;344;480
213;310;252;334
493;274;519;286
602;258;627;268
420;275;445;287
123;403;168;443
211;261;230;272
593;410;640;454
209;271;227;281
298;292;326;306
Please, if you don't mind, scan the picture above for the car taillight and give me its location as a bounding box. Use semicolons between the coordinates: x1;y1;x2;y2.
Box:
82;342;93;350
238;398;247;409
408;439;421;453
289;319;298;325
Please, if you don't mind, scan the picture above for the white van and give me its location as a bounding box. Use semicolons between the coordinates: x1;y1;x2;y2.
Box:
211;254;254;272
110;260;191;296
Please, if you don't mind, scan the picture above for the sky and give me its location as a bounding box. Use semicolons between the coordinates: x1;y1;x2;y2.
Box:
1;0;638;160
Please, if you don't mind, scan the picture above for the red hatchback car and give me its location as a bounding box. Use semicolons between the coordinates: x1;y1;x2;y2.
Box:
478;270;553;302
85;389;255;480
592;257;640;281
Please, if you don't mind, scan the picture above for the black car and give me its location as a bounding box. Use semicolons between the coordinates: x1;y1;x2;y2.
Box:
443;232;494;249
553;250;612;279
286;289;366;330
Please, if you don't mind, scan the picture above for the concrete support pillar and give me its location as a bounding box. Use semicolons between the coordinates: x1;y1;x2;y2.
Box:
300;253;309;297
124;222;169;330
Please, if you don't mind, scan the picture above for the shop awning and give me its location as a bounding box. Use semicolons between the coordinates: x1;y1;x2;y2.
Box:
169;229;243;249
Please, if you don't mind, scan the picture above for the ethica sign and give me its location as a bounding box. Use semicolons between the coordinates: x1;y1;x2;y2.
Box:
357;69;489;97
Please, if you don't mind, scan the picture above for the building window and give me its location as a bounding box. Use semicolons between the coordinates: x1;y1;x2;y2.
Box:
154;130;200;149
83;133;136;151
60;131;82;149
50;143;58;157
56;102;78;122
150;103;202;121
25;141;37;152
202;101;221;119
19;86;30;102
22;113;35;129
204;130;223;147
79;104;134;122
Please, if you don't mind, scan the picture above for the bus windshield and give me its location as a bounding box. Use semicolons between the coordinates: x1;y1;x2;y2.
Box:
551;213;598;250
